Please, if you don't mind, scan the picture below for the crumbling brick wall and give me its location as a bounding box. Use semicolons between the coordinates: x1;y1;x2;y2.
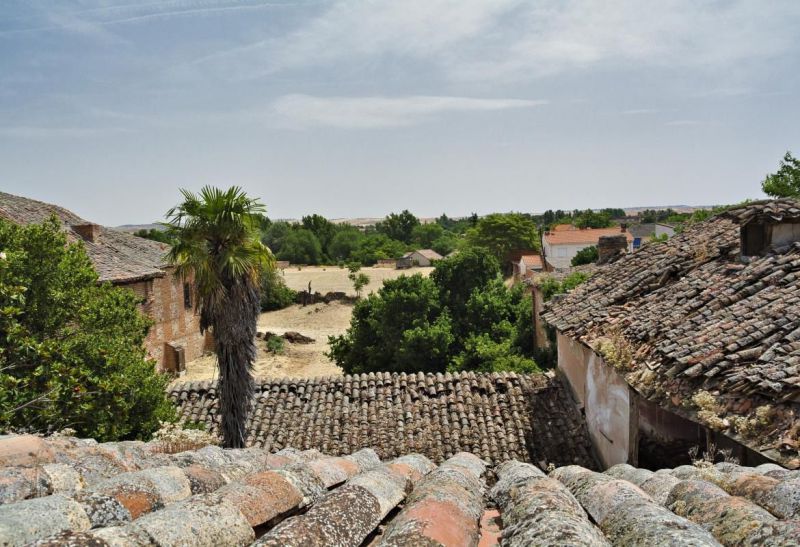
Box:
123;267;207;372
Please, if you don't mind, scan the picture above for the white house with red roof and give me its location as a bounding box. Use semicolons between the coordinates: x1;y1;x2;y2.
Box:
542;224;633;269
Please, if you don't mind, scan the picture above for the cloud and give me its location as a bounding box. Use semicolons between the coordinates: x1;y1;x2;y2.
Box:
0;126;132;139
622;109;658;115
271;94;545;128
664;120;703;127
189;0;800;82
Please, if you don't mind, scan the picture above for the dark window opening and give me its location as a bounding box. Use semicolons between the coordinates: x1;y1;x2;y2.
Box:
741;222;770;257
183;283;192;309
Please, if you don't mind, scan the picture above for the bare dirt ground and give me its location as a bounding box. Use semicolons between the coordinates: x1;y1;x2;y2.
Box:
182;266;433;381
280;265;434;296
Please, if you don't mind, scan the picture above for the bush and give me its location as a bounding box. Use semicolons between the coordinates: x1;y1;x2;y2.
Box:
571;245;598;266
260;269;296;311
328;249;539;375
538;271;591;301
265;335;285;355
0;218;176;441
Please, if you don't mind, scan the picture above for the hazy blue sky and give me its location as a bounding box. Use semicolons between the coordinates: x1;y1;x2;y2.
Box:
1;1;799;225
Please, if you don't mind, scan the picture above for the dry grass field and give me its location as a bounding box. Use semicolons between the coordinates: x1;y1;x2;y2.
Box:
181;266;433;381
280;265;433;296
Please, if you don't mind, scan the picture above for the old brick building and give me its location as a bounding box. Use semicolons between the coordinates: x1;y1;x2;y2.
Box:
543;199;800;470
0;192;207;372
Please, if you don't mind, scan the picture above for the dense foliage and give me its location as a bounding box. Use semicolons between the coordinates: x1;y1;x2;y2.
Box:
328;248;539;375
0;218;175;441
465;213;539;263
761;151;800;198
260;269;296;311
571;245;598;266
538;271;591;301
133;228;175;245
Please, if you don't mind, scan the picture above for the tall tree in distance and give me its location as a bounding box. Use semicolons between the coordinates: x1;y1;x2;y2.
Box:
165;187;272;448
762;151;800;198
376;210;420;243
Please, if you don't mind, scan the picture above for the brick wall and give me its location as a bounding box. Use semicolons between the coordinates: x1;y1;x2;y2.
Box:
123;268;207;372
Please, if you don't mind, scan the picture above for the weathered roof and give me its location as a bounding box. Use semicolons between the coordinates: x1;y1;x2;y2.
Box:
519;254;543;269
1;433;798;546
543;225;634;246
169;372;598;470
542;200;800;467
0;192;168;283
403;248;443;261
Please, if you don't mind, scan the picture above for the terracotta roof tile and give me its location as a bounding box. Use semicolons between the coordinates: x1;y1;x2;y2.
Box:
2;434;799;547
544;226;633;246
169;372;599;470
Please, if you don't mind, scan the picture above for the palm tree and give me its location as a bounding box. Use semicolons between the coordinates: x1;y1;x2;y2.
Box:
165;186;272;448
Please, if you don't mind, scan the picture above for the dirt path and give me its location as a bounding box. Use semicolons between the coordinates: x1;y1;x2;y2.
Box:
182;266;434;381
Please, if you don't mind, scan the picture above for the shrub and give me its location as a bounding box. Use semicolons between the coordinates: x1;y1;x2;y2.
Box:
260;269;296;311
0;218;176;441
265;335;285;355
571;245;598;266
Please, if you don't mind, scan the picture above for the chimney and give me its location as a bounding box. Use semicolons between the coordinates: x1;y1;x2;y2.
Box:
72;223;100;243
620;223;628;232
597;234;628;264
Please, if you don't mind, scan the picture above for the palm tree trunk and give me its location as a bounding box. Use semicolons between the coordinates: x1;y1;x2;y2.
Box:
210;277;260;448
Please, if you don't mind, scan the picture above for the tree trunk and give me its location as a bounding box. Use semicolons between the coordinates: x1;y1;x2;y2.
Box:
208;277;260;448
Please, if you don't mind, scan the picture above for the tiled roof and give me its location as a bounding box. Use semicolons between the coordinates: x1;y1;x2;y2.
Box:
543;226;634;246
520;254;543;269
403;249;443;261
1;434;799;546
169;372;598;470
542;200;800;467
0;192;168;283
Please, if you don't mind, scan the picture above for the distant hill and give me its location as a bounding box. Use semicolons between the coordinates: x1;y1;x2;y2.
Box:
116;223;165;233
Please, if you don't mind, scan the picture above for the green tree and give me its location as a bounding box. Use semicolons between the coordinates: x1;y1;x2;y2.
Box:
262;221;291;255
761;152;800;198
0;218;175;440
347;262;370;298
329;247;539;375
376;210;420;244
352;233;406;265
431;232;458;256
134;228;175;245
411;223;444;248
431;247;502;340
574;210;612;228
277;228;322;265
301;214;336;258
571;245;598;266
165;187;272;448
328;275;453;374
328;228;365;262
465;213;539;262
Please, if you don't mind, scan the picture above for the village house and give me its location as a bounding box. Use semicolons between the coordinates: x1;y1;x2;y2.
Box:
628;222;676;249
0;192;208;373
541;223;634;270
542;199;800;471
512;253;543;281
396;248;442;268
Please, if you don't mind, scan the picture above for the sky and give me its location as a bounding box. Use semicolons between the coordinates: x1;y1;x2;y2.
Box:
1;1;799;225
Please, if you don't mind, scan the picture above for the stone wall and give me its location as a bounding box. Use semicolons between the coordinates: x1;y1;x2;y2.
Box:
123;268;207;372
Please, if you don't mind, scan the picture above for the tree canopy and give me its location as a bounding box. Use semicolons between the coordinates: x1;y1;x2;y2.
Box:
376;210;420;244
465;213;539;262
0;218;175;440
328;247;538;375
762;151;800;198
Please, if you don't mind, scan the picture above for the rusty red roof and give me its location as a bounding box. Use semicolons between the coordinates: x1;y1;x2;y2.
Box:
543;226;634;246
1;433;798;546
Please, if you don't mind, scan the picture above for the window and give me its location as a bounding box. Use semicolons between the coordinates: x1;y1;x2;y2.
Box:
557;247;568;258
183;283;192;309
